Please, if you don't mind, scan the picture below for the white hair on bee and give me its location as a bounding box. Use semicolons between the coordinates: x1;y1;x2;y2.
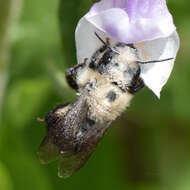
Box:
77;70;133;122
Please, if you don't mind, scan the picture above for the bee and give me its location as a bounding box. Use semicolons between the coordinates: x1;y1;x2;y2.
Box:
38;32;173;178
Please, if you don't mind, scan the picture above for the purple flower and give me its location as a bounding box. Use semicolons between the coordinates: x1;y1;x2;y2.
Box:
75;0;179;97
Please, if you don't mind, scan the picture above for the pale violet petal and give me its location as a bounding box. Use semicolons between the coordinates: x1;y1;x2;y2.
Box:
122;0;174;21
86;0;114;17
86;0;172;19
85;8;175;44
85;0;176;43
136;31;180;97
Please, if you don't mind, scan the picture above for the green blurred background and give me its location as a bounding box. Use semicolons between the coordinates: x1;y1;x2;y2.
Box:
0;0;189;189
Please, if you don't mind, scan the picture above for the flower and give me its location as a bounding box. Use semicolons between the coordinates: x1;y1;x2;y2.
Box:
75;0;179;97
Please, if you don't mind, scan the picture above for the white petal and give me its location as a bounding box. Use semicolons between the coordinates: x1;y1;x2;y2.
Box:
135;31;180;98
75;17;117;64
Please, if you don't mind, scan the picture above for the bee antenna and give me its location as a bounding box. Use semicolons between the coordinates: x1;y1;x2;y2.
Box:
137;58;174;64
94;32;107;46
94;32;120;55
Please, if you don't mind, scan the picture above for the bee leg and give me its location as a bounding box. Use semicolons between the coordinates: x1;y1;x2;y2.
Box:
66;58;88;90
89;32;110;69
129;78;145;94
89;45;107;69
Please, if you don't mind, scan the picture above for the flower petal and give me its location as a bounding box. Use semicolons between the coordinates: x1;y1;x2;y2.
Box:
75;17;117;64
136;31;180;97
85;0;176;43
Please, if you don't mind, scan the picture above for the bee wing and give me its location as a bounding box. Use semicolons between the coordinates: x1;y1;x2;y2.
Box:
38;104;71;164
38;135;60;164
57;121;111;179
58;147;93;179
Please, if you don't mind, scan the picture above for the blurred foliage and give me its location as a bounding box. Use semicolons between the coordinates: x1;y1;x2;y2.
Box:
0;0;190;190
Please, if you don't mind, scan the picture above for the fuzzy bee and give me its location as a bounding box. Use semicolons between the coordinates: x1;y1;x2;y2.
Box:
38;32;173;179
